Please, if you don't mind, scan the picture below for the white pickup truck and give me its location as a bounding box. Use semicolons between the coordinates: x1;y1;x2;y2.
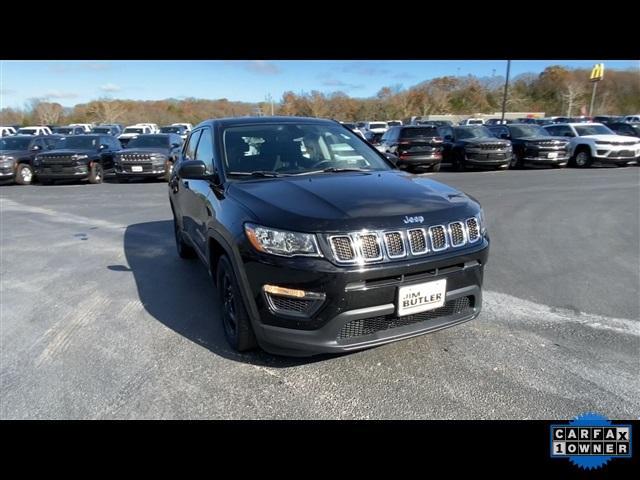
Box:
543;122;640;167
118;125;154;146
16;126;52;135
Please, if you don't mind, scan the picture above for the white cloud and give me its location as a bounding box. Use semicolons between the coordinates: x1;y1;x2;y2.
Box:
43;90;78;99
100;83;122;93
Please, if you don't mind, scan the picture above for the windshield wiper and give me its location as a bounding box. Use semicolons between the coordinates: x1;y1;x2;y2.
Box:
227;171;282;178
321;167;373;173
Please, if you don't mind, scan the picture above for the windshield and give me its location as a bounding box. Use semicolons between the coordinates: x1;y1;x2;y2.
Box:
369;123;387;130
509;125;550;137
56;136;100;149
455;126;493;139
17;128;38;135
124;128;145;134
387;121;402;126
400;127;439;139
222;123;392;177
160;127;181;133
574;124;615;136
92;127;112;133
126;135;169;148
53;127;74;134
1;137;32;150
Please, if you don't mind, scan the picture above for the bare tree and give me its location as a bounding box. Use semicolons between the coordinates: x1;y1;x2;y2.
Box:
34;102;64;124
86;100;127;124
562;80;586;117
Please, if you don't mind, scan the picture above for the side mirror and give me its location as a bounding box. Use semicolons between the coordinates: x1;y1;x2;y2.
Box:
100;144;109;150
500;133;509;140
31;145;41;151
177;160;211;180
171;142;181;148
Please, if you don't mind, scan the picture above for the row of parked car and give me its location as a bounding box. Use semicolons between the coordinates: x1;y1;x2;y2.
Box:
0;122;194;143
358;121;640;172
2;117;639;187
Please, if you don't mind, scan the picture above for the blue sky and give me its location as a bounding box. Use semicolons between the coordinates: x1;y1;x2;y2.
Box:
1;60;638;108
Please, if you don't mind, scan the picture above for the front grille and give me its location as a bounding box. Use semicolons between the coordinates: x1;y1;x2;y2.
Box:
408;229;428;254
327;216;481;264
384;232;406;258
477;143;507;150
611;150;634;158
330;236;356;262
466;217;480;242
119;154;152;162
466;152;506;160
337;296;473;339
535;141;566;148
267;294;315;313
429;226;447;251
358;233;382;261
449;222;466;247
41;155;74;164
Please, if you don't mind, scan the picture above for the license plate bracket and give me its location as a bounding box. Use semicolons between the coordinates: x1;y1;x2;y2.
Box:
397;279;447;317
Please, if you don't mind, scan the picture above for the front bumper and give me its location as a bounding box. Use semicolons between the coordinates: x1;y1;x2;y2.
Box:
464;151;511;167
593;148;639;164
241;240;489;356
34;164;89;180
398;154;442;166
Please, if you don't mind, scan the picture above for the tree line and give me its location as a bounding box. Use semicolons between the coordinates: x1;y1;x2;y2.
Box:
2;66;638;127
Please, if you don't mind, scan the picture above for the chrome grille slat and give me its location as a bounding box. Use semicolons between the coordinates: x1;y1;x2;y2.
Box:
466;217;480;243
329;235;356;263
357;233;382;261
383;231;406;258
448;221;466;247
428;225;448;251
407;229;428;255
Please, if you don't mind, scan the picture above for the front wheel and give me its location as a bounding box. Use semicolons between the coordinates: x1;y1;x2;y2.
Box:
430;163;441;172
509;152;523;169
88;162;104;183
574;149;592;168
14;163;34;185
163;160;174;182
216;255;257;352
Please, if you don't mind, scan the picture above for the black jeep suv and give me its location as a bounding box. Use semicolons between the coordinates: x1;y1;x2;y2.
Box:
114;133;183;182
0;135;61;185
378;125;444;172
438;125;512;170
169;117;489;356
33;134;121;184
487;123;570;168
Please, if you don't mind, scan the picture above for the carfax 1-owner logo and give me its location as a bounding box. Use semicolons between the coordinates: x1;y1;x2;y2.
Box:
550;412;632;470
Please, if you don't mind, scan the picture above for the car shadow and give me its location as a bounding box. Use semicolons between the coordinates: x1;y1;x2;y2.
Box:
115;220;338;367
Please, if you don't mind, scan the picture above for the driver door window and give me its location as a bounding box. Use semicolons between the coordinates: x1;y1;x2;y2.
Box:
194;128;214;173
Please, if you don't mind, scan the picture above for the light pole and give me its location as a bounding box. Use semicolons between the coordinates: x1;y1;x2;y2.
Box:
500;60;511;124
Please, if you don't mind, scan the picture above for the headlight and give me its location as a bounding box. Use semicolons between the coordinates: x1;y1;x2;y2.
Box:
244;223;321;257
150;154;167;161
73;154;88;160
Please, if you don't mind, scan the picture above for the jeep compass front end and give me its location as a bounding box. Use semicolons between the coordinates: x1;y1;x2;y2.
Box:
169;117;489;356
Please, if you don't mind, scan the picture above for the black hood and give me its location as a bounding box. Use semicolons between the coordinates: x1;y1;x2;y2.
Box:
0;149;29;158
40;148;97;157
228;170;481;232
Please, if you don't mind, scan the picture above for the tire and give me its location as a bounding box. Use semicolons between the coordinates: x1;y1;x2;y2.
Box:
216;255;257;352
509;152;523;169
574;149;592;168
430;163;441;172
88;162;104;184
455;150;467;171
163;160;174;182
14;163;34;185
173;214;196;259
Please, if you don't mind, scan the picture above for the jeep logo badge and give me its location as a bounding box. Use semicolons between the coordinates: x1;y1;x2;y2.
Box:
403;215;424;224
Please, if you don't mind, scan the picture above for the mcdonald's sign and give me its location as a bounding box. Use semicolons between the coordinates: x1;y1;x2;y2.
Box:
590;63;604;82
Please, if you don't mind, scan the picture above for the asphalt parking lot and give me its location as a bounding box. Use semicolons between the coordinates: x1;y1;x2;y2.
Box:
1;167;638;419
